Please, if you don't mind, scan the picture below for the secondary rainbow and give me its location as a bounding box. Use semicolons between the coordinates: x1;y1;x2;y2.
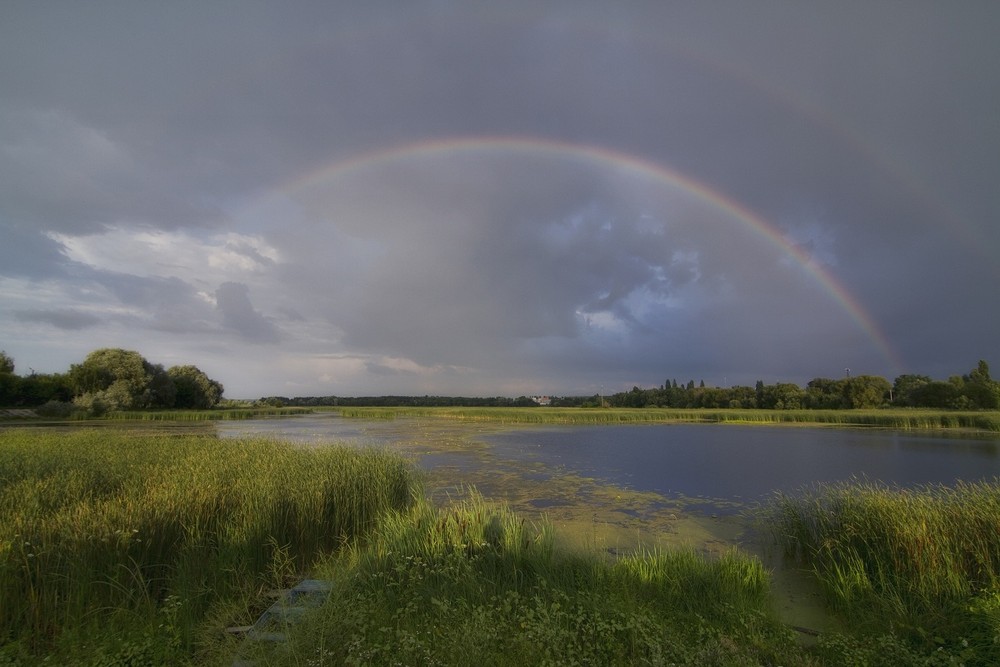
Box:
279;135;904;372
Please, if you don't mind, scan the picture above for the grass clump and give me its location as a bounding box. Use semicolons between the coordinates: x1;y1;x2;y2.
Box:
764;479;1000;663
0;428;416;663
240;493;803;667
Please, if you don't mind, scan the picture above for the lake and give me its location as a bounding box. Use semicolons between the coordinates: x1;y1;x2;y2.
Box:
218;413;1000;509
217;413;1000;629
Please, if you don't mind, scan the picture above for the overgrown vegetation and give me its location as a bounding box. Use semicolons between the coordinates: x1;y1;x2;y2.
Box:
764;480;1000;664
0;429;415;664
238;493;801;667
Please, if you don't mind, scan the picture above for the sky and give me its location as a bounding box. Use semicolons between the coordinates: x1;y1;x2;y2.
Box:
1;1;998;399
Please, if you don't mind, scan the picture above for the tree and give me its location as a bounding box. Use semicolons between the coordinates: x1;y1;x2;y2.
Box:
892;374;931;407
805;378;847;409
0;351;14;405
146;364;177;408
69;348;175;411
968;360;992;385
842;375;891;409
16;373;73;406
758;383;804;409
963;360;999;409
168;365;224;409
911;381;959;408
0;350;13;375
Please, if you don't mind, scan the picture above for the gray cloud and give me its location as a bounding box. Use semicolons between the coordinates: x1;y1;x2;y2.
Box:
215;282;281;344
1;1;997;395
15;308;101;330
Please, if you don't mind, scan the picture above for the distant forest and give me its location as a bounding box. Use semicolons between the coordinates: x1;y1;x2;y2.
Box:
260;361;999;411
3;348;996;412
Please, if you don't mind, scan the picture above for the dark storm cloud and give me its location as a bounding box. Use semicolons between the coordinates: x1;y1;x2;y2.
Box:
365;362;417;377
1;1;997;394
0;224;72;281
214;282;281;344
15;308;101;331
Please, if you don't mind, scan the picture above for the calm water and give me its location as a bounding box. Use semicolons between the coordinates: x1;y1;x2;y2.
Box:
218;415;1000;509
482;424;1000;503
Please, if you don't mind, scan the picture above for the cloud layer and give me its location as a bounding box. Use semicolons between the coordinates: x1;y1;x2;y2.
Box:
2;2;997;397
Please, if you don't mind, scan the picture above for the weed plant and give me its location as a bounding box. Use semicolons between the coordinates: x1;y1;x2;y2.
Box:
764;479;1000;663
0;429;416;662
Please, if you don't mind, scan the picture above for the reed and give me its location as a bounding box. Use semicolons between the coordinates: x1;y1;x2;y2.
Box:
764;479;1000;660
0;429;416;659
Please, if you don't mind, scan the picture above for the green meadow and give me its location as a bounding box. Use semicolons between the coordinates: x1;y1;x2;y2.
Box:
2;425;999;665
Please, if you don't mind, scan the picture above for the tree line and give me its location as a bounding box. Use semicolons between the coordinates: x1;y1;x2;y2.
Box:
4;347;995;413
256;394;542;408
259;361;999;411
601;360;999;411
0;348;223;416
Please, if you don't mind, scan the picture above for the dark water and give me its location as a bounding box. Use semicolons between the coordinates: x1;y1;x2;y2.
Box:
218;415;1000;508
480;424;1000;504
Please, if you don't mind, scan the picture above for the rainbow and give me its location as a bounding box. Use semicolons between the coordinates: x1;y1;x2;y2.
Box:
279;135;904;372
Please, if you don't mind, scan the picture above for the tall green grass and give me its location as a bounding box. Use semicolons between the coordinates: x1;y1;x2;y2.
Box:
338;406;1000;431
238;493;796;667
764;480;1000;661
0;429;416;661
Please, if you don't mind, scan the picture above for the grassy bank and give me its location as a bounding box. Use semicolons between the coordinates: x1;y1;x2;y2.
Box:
338;405;1000;431
765;480;1000;663
239;488;994;667
0;429;415;664
238;493;801;667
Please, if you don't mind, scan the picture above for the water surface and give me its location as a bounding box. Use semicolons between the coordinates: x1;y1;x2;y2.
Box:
218;414;1000;509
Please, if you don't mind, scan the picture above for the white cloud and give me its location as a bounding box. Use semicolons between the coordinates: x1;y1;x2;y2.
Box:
48;229;281;287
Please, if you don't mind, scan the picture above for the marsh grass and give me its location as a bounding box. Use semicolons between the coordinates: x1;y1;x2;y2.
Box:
78;406;315;421
235;492;799;667
338;406;1000;431
764;479;1000;661
0;429;416;661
